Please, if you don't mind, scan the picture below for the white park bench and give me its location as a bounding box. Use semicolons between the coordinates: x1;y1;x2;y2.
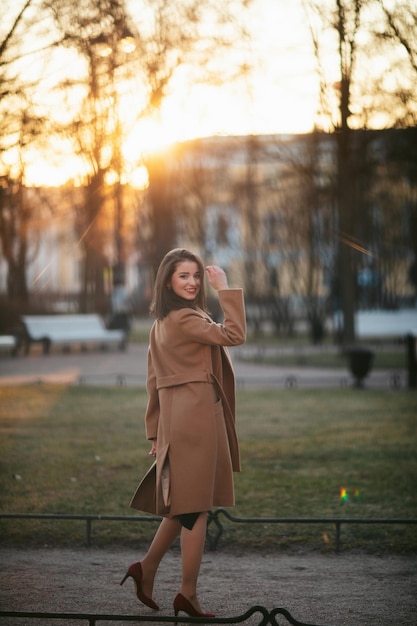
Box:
0;335;18;356
355;309;417;339
347;309;417;388
22;314;127;355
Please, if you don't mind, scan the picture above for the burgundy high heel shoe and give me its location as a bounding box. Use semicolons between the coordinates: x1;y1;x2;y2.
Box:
173;593;215;618
120;562;159;611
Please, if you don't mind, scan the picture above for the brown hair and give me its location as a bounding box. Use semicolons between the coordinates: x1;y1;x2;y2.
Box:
150;248;208;319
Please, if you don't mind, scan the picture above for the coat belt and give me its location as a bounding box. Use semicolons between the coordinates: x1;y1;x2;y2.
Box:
156;364;240;472
156;370;214;389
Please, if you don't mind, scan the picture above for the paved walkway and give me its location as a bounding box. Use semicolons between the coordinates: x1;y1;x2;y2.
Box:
0;343;404;389
1;547;416;626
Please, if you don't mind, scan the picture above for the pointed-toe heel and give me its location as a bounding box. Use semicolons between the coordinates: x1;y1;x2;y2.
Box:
173;593;215;618
120;561;159;611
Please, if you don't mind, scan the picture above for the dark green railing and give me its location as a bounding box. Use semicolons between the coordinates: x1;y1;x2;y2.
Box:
0;605;333;626
1;510;416;553
207;509;417;552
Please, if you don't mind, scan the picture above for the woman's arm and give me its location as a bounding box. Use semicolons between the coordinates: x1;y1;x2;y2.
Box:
174;288;246;346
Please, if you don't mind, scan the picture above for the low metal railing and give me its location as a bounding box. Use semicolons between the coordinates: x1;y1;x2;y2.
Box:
1;510;416;552
207;509;417;552
0;605;332;626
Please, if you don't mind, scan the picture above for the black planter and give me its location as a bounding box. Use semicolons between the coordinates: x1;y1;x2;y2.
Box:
348;347;374;388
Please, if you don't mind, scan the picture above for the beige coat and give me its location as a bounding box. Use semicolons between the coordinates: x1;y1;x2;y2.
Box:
130;289;246;517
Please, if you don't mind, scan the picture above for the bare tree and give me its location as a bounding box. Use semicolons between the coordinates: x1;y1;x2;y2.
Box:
377;1;417;75
0;1;127;314
304;1;377;344
257;133;337;340
0;2;33;297
304;0;417;343
134;0;253;271
0;0;55;308
285;133;337;342
1;0;253;313
42;0;253;296
375;2;417;300
0;174;31;303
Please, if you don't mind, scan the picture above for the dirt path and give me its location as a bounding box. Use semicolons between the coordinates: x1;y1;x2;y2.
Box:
1;547;416;625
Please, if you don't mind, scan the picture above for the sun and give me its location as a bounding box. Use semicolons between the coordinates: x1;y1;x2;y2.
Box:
124;115;183;158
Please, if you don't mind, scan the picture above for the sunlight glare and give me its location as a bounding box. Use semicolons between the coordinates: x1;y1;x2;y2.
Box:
125;115;185;158
131;165;149;189
24;159;84;187
23;147;85;187
104;169;119;186
11;0;328;187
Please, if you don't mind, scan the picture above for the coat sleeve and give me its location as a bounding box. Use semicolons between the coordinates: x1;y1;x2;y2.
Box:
175;288;246;346
145;347;159;440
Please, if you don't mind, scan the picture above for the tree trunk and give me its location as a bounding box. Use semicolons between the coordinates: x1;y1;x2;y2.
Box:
337;123;356;345
147;155;176;276
7;260;29;304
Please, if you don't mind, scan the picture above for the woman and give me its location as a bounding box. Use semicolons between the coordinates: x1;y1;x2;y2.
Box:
120;248;246;617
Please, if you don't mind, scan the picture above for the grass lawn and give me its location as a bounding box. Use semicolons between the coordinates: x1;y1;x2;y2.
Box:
0;384;416;553
241;350;405;370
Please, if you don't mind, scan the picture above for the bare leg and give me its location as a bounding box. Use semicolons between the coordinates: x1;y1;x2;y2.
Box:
179;511;208;613
140;517;182;598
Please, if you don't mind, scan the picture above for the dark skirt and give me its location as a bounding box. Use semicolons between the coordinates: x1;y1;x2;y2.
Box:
177;512;201;530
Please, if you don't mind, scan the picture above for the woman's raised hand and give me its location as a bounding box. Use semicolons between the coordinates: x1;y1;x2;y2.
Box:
205;265;229;291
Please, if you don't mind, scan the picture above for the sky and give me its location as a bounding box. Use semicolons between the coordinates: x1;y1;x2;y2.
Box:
4;0;324;185
140;0;319;140
120;0;321;169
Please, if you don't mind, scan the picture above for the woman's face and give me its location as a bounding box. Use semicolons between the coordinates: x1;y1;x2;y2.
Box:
168;260;201;301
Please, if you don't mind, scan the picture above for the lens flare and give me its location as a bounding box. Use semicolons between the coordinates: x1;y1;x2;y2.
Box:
340;487;348;502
